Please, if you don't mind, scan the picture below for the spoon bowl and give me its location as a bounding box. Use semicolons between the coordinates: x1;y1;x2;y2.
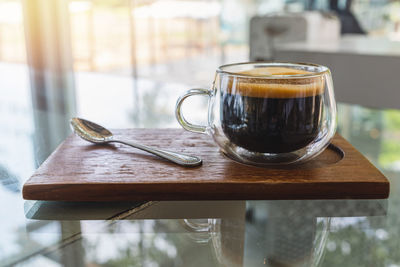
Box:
70;118;113;143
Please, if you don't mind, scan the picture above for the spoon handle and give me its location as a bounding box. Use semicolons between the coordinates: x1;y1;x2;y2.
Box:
110;139;202;167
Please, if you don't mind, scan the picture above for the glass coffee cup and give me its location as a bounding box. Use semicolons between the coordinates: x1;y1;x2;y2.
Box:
175;62;337;166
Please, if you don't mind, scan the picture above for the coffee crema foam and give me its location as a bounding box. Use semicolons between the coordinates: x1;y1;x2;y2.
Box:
238;66;312;76
226;67;325;98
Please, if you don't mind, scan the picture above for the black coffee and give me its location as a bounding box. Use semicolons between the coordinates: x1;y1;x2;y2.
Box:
220;67;324;153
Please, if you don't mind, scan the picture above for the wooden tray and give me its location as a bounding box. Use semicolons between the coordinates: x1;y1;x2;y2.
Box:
23;129;390;201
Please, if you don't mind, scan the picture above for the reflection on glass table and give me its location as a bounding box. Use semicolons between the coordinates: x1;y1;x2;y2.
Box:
18;199;387;267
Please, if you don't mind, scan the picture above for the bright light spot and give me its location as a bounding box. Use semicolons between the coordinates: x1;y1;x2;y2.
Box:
154;236;177;258
134;0;221;19
0;2;22;23
69;1;92;13
326;240;337;251
341;241;351;255
375;229;389;240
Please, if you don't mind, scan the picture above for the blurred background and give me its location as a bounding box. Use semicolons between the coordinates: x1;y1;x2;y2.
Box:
2;1;400;266
1;0;400;168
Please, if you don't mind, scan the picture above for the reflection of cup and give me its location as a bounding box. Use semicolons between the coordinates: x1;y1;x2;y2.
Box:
183;216;330;267
176;62;336;166
263;217;330;267
212;219;246;267
183;218;245;267
181;219;212;244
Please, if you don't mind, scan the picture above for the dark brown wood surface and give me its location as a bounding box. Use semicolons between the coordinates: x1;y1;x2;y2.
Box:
23;129;390;201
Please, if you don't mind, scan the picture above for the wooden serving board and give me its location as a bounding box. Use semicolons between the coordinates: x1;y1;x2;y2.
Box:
23;129;389;201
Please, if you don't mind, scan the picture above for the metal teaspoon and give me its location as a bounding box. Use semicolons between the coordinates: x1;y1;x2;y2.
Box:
70;118;202;167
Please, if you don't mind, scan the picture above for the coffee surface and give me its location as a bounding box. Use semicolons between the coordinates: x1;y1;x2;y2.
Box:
237;66;313;76
221;67;324;153
225;67;325;98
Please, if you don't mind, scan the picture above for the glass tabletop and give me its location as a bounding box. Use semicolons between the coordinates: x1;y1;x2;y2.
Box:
2;0;400;266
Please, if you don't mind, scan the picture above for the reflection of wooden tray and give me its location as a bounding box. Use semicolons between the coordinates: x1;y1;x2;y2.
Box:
24;199;387;220
23;129;389;201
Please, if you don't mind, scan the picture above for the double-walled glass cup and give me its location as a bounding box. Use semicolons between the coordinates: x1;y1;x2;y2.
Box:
175;62;337;166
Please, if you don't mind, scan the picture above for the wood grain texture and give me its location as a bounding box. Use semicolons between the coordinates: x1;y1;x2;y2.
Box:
23;129;390;201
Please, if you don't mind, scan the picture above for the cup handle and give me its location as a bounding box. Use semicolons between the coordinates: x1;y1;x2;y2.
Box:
182;219;211;232
175;88;211;133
